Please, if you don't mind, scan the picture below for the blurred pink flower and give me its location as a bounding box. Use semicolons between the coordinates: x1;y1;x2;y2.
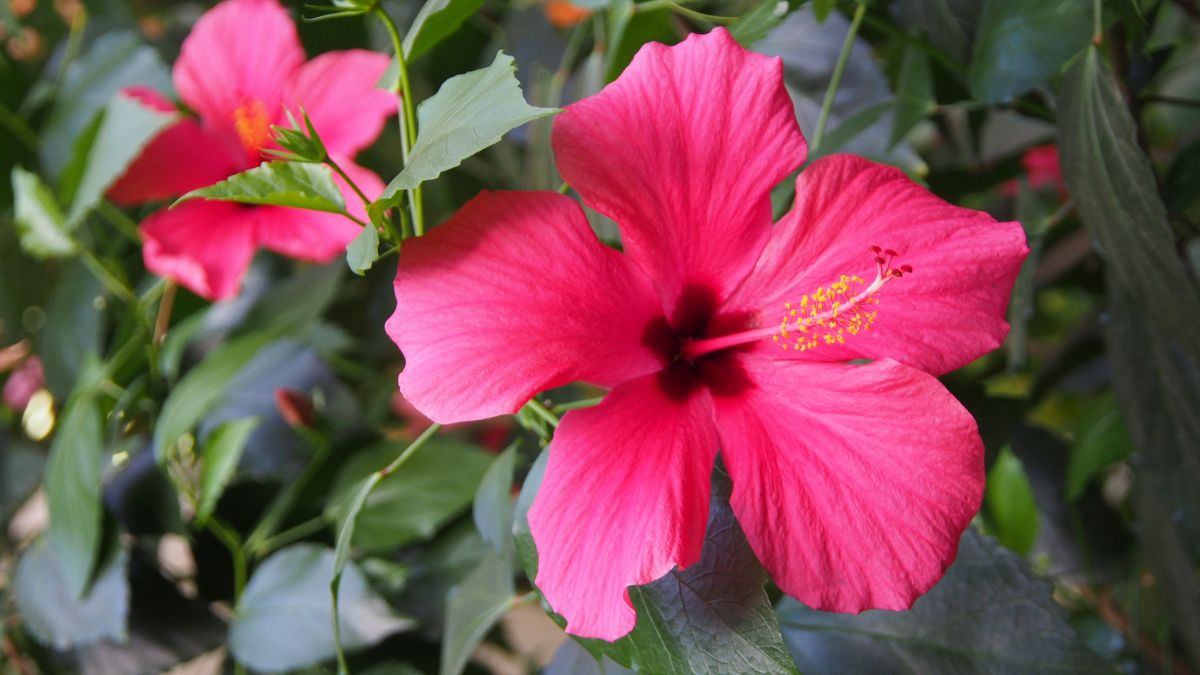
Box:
4;356;44;412
1002;143;1067;199
386;29;1028;640
108;0;395;300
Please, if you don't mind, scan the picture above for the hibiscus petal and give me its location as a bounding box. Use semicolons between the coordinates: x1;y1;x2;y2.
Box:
173;0;304;153
254;159;383;261
107;89;239;205
529;374;719;640
726;154;1027;375
388;190;665;424
711;355;984;613
280;50;397;158
141;200;258;301
552;28;807;312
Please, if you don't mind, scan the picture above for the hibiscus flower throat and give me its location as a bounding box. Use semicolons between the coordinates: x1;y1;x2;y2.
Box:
680;246;910;360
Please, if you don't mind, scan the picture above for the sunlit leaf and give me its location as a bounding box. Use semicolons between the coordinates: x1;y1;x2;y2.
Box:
381;52;558;194
11;167;75;259
985;446;1040;555
345;224;379;276
176;161;347;214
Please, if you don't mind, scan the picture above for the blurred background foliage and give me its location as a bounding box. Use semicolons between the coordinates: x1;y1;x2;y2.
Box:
1;0;1199;673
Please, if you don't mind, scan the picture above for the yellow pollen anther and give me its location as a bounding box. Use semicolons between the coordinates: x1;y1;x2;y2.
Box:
233;99;271;154
773;247;910;353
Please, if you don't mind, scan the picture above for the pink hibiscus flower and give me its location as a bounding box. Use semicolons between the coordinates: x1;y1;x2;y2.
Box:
109;0;396;300
386;29;1028;640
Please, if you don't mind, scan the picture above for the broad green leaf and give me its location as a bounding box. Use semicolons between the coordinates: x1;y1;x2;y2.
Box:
985;446;1040;555
66;92;176;225
812;0;835;21
891;43;935;147
968;0;1092;103
1107;285;1200;660
39;31;172;179
1;435;44;523
1066;394;1132;501
176;161;347;214
514;456;797;675
345;225;379;276
12;167;76;259
546;640;636;675
1060;47;1200;359
234;262;343;338
326;439;493;551
778;529;1110;674
811;101;892;159
38;262;105;398
13;537;129;649
729;0;793;48
154;330;280;463
1006;183;1053;372
440;548;514;675
195;417;260;525
382;52;558;194
44;391;105;599
402;0;487;61
891;0;980;62
230;545;412;672
473;444;517;553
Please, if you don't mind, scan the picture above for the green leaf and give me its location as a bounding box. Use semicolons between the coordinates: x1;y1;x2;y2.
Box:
985;446;1040;555
326;439;493;551
514;457;797;675
154;330;280;463
440;548;514;675
402;0;487;61
968;0;1092;103
891;0;981;62
1;435;45;523
547;640;636;675
1060;47;1200;359
176;161;347;214
473;444;517;553
1066;394;1132;501
44;391;105;599
234;261;343;338
39;31;172;179
1107;284;1200;661
195;417;260;525
345;225;379;276
779;530;1109;673
38;261;105;398
1006;183;1053;372
729;0;793;48
230;544;412;672
13;537;129;649
11;167;76;259
811;101;892;159
66;93;176;225
812;0;836;22
890;43;935;147
381;52;558;195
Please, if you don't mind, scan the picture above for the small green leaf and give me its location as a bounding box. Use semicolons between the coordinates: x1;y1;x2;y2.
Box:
326;439;493;551
812;101;892;159
891;43;935;147
402;0;487;61
381;52;558;195
195;417;260;525
778;529;1109;673
67;92;176;225
968;0;1092;103
230;544;412;672
13;537;130;650
39;261;105;398
440;548;514;675
44;391;105;599
11;167;76;259
985;446;1040;555
345;225;379;276
1060;47;1200;358
176;161;347;214
473;444;517;553
729;0;792;48
154;330;281;463
813;0;836;22
1066;394;1132;501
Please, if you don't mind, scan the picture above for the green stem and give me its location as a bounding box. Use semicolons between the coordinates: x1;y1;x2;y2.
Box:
326;156;372;208
0;102;38;152
551;396;603;414
97;200;142;244
255;515;328;556
524;399;560;428
206;517;247;600
245;435;334;558
378;423;442;477
811;1;866;154
658;0;737;24
374;6;425;236
1092;0;1102;42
